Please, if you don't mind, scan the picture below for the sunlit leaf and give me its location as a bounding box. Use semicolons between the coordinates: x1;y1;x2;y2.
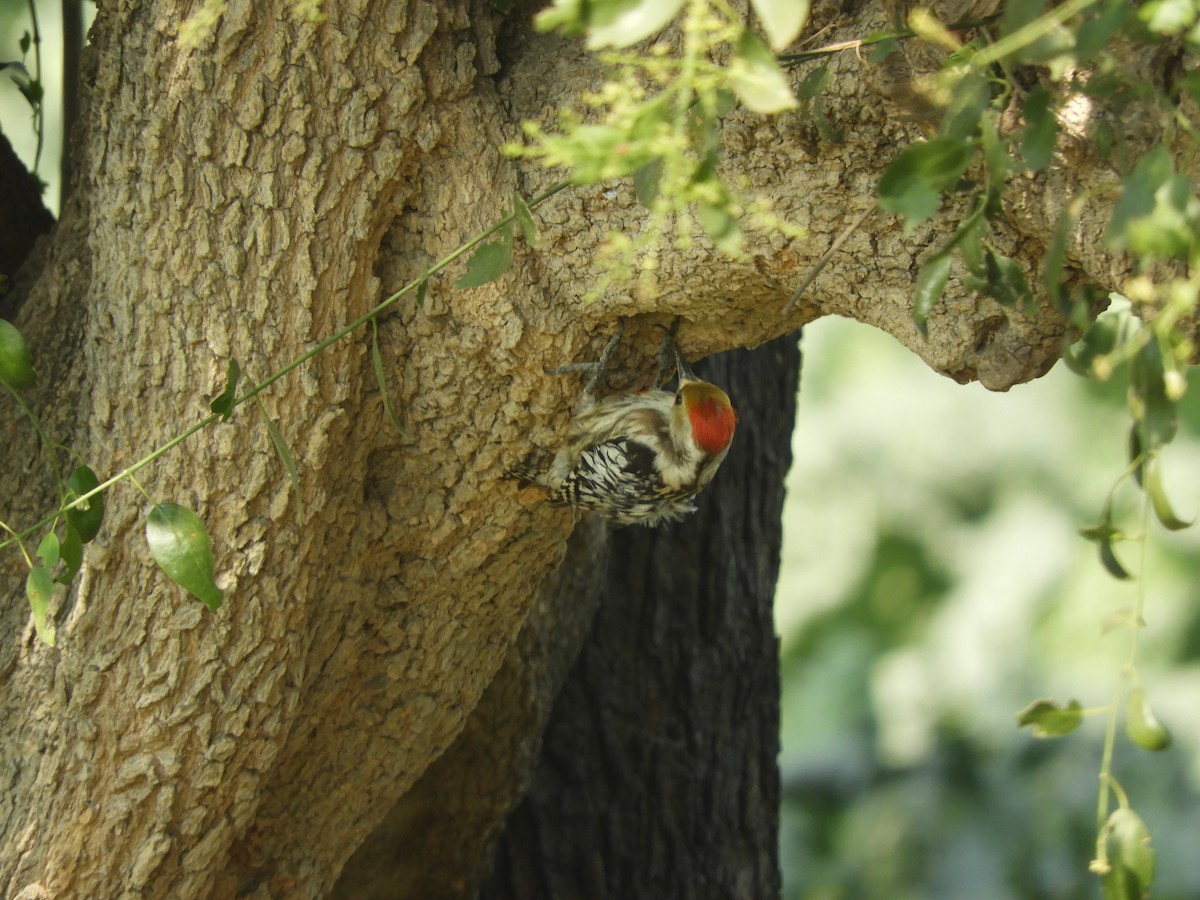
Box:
209;358;242;420
1101;808;1155;899
0;319;36;390
584;0;685;49
25;566;56;646
456;224;514;288
729;31;799;114
1125;687;1171;751
750;0;809;50
1138;0;1196;34
145;503;224;610
36;531;60;572
1016;698;1083;737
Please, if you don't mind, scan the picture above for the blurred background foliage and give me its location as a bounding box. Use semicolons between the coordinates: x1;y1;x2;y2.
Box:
776;316;1200;899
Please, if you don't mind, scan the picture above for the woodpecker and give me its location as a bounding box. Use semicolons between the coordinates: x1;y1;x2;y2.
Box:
511;321;737;527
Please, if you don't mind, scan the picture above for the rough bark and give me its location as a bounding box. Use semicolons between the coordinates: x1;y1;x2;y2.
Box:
0;0;1147;896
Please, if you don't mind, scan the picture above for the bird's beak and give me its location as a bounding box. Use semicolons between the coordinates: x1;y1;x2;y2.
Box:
674;345;698;383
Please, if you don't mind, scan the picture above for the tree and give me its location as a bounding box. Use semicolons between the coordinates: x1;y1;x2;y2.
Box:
0;0;1192;896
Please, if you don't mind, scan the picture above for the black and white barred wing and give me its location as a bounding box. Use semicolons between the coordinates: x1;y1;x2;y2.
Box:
550;438;696;526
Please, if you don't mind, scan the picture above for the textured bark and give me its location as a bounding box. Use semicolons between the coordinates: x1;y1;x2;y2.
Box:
332;520;611;900
0;0;1150;896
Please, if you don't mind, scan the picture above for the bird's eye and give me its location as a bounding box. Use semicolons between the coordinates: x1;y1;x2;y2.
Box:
674;392;683;406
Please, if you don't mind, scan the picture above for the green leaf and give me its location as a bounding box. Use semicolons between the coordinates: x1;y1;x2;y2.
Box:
1138;0;1196;34
697;200;744;255
1016;698;1083;737
633;158;663;207
953;194;991;274
1042;198;1083;311
1130;339;1178;451
257;399;304;523
913;250;953;334
1125;686;1172;750
1107;145;1200;260
796;63;830;104
371;318;411;439
512;192;539;248
1075;0;1129;57
878;136;975;233
209;358;242;420
0;319;37;390
999;0;1045;36
416;278;429;308
1097;535;1133;580
980;249;1032;310
866;35;899;64
534;0;587;35
584;0;685;49
36;531;60;571
978;112;1012;192
66;465;105;544
1081;506;1134;579
145;503;224;610
940;72;992;143
1143;459;1192;530
16;78;43;107
1020;87;1057;172
750;0;809;49
455;224;513;288
729;31;799;114
57;524;83;585
1064;303;1130;377
25;566;56;646
1101;808;1155;900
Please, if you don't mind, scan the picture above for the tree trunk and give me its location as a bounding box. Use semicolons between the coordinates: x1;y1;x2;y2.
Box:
0;0;1110;895
479;335;799;900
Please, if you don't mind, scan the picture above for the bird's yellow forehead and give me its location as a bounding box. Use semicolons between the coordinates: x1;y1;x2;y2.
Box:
680;381;731;408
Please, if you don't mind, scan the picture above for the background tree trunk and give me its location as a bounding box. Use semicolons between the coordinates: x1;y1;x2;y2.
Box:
479;335;800;900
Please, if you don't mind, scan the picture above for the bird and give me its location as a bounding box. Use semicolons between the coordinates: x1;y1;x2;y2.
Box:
509;319;736;526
